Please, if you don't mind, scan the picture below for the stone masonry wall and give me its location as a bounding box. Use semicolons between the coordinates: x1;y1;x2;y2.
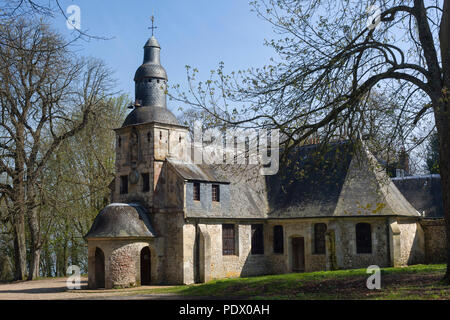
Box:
333;218;390;269
420;218;447;263
182;217;425;283
87;216;427;288
183;221;274;283
149;211;185;284
88;239;159;289
396;219;425;265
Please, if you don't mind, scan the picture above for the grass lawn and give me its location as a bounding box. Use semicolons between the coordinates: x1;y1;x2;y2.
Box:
133;264;450;300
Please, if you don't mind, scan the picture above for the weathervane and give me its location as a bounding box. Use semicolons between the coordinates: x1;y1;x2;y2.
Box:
149;13;157;36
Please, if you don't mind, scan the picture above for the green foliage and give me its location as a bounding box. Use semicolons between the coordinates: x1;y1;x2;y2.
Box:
130;264;448;300
38;94;129;276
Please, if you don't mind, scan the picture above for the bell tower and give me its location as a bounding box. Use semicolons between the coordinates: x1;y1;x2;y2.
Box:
113;26;189;209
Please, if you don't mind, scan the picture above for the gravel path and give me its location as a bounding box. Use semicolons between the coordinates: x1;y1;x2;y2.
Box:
0;277;181;300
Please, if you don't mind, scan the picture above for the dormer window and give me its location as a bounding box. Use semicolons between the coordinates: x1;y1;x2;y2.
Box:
193;182;200;201
212;184;220;202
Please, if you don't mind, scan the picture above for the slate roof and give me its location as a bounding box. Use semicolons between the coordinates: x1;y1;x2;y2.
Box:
134;63;167;81
185;163;269;219
392;174;443;218
85;203;156;239
266;142;354;218
266;141;419;218
182;140;420;219
134;36;167;81
219;164;269;219
122;106;180;127
167;157;230;183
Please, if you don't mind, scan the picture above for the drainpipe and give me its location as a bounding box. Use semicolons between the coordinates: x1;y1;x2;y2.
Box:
194;219;200;283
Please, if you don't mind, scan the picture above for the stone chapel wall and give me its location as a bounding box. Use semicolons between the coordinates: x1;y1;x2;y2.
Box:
420;218;447;263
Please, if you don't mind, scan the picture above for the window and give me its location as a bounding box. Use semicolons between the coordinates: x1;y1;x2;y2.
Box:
212;184;220;202
222;224;235;255
273;225;284;254
142;173;150;192
356;223;372;254
193;182;200;201
251;224;264;255
314;223;327;254
120;175;128;194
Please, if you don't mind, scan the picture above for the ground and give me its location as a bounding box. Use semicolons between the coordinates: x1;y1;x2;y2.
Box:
0;264;448;300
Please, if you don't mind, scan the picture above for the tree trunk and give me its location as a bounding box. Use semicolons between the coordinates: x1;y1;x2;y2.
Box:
28;248;41;280
63;239;68;276
435;99;450;283
44;243;54;277
12;213;26;280
27;204;42;280
440;112;450;283
437;0;450;283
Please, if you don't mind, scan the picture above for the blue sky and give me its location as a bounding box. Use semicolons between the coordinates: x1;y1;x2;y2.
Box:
53;0;276;114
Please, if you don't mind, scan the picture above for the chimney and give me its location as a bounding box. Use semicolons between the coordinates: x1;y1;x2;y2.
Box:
398;149;410;174
396;168;405;178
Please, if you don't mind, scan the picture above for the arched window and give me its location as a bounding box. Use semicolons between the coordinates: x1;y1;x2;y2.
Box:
356;223;372;254
273;225;284;254
314;223;327;254
251;224;264;255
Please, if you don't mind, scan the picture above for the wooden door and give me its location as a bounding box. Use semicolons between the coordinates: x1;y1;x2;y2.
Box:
140;247;151;285
292;237;305;272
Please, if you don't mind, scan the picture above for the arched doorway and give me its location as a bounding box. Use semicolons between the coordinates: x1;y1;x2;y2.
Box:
140;247;151;285
95;247;105;288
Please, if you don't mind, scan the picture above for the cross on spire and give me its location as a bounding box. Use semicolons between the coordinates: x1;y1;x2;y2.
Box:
149;14;157;36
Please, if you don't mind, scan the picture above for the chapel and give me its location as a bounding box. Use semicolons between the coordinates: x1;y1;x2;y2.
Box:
85;33;445;289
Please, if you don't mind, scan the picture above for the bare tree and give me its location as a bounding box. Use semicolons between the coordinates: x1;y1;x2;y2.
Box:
174;0;450;281
0;18;114;280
